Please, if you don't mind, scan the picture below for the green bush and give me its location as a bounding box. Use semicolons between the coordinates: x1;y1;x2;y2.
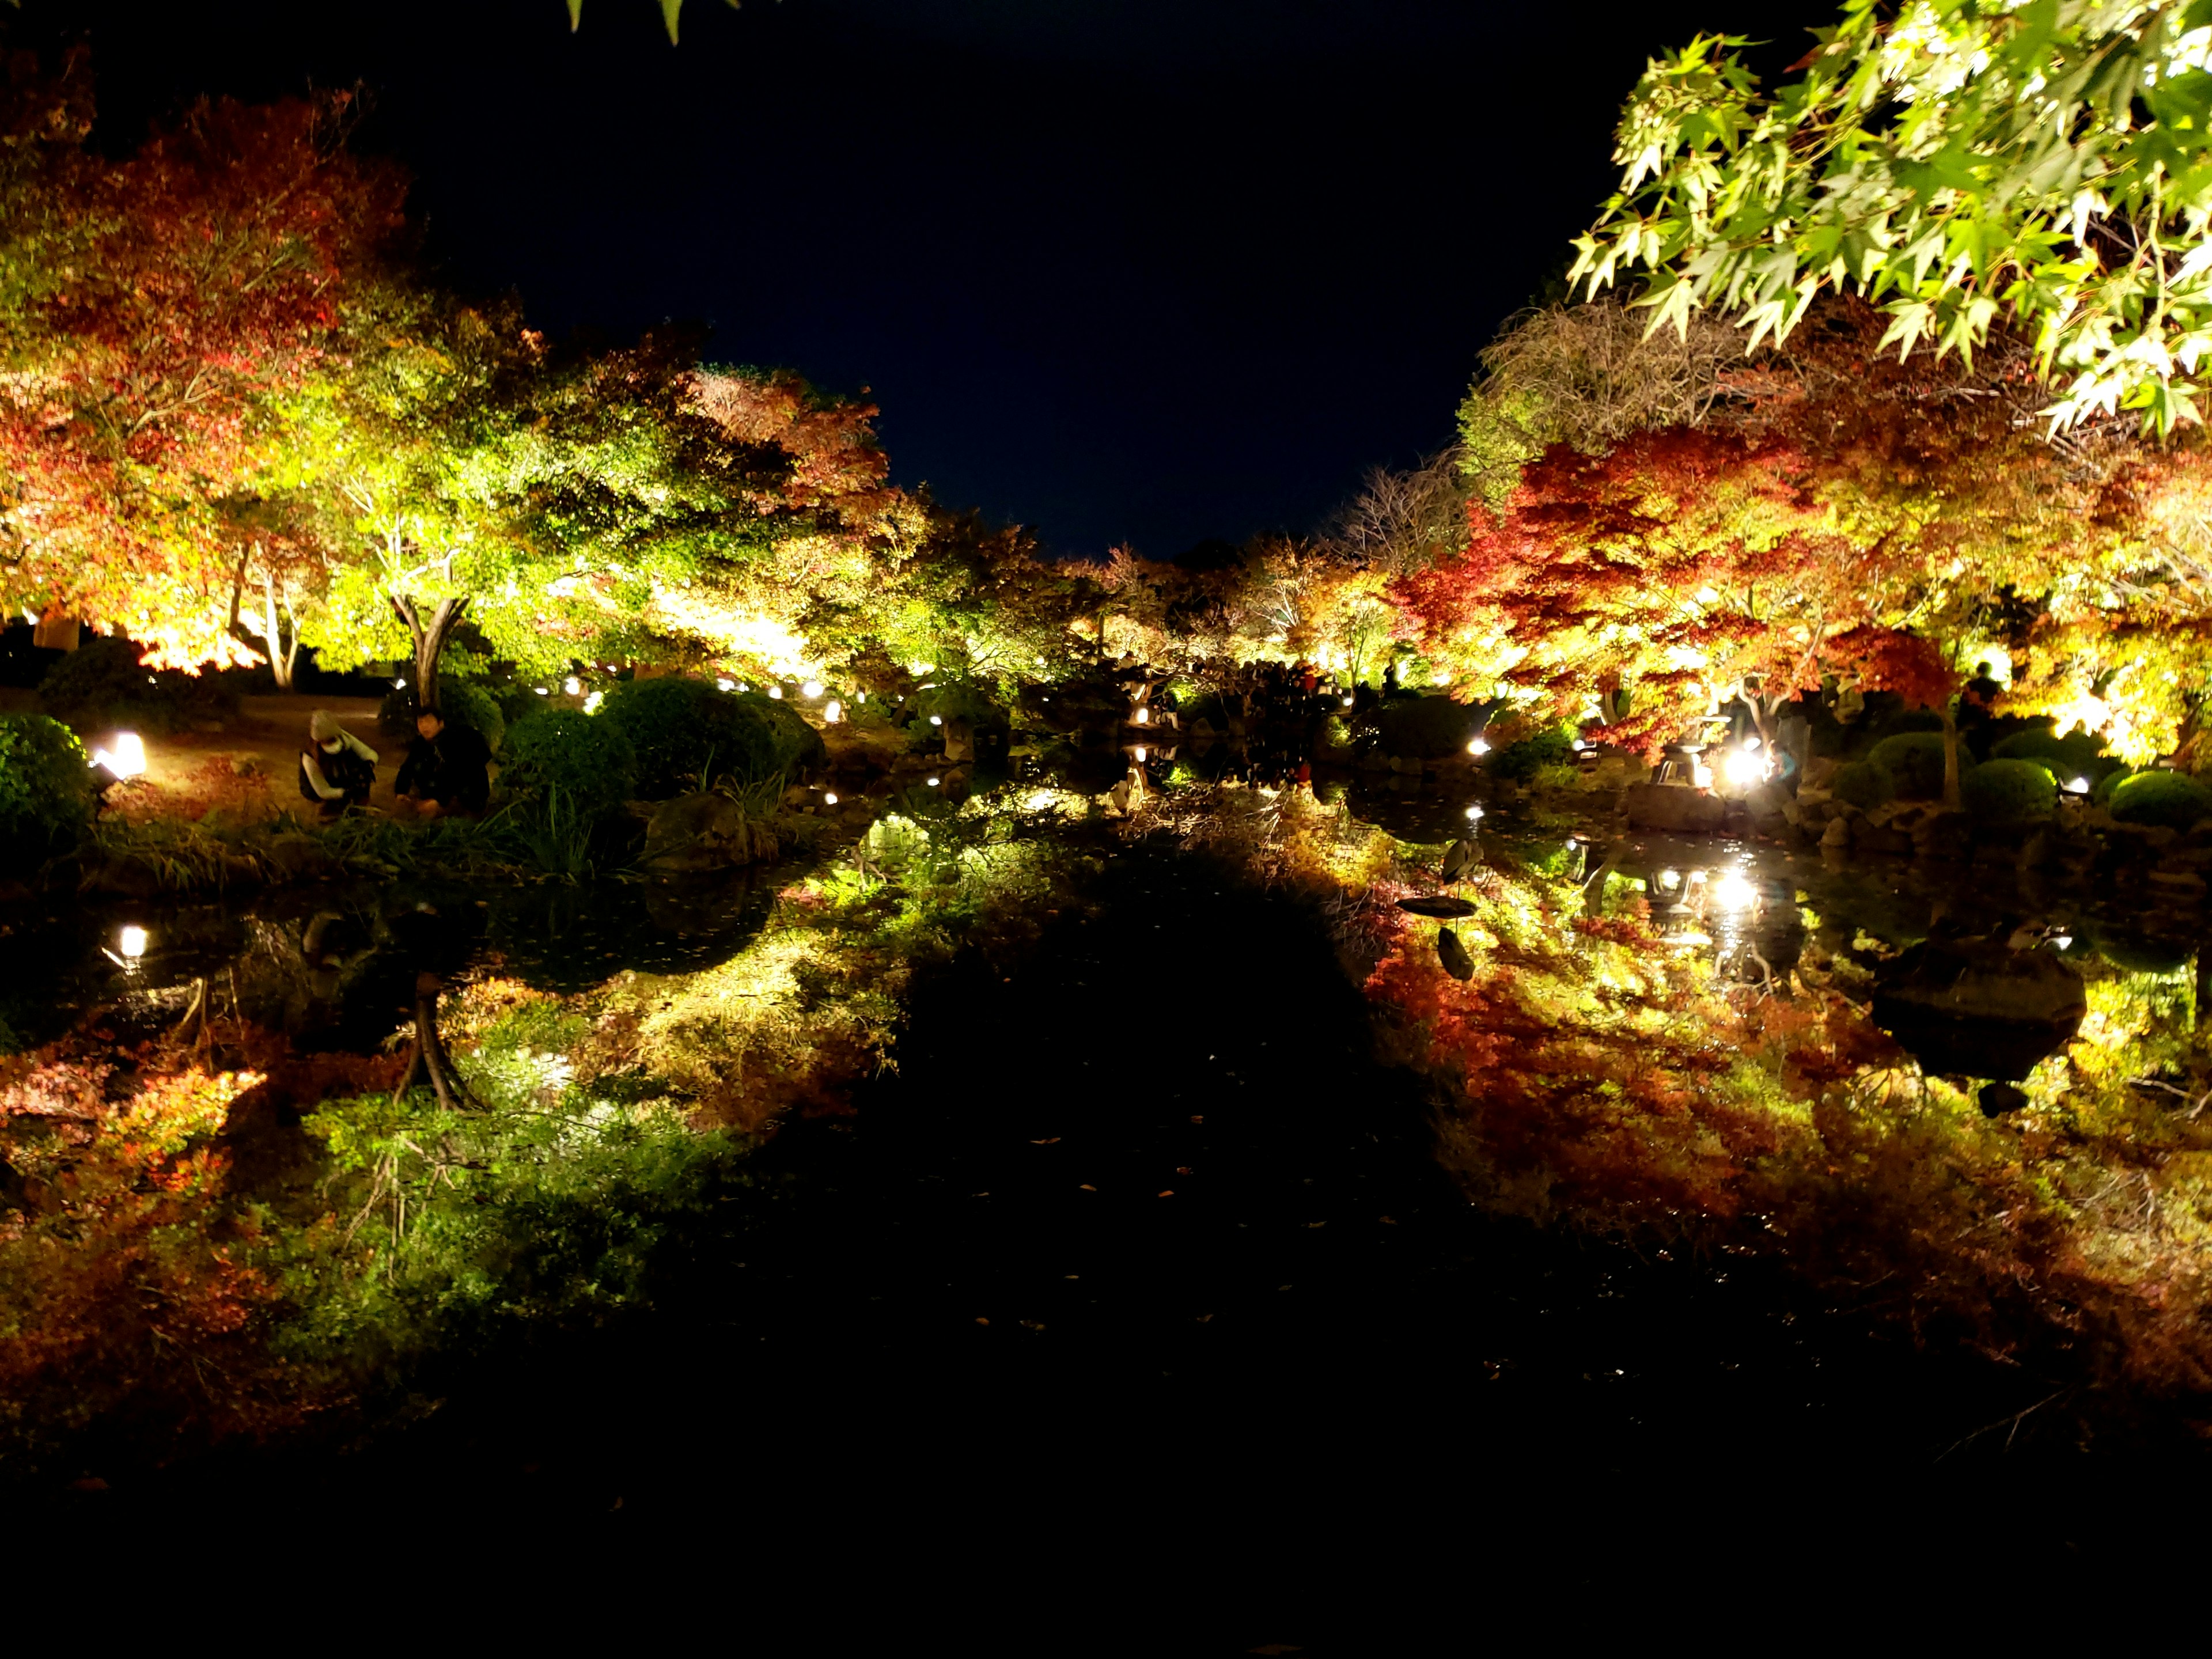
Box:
2105;770;2212;829
1991;725;2065;765
2093;766;2134;807
1993;725;2118;793
1866;732;1958;801
1489;722;1575;782
0;713;97;866
38;636;239;734
378;678;506;753
498;707;638;824
599;676;823;798
1366;695;1488;760
1831;760;1892;810
1960;757;2058;826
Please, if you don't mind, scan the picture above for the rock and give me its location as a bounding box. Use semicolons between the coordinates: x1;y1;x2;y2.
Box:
1979;1082;2031;1117
1623;783;1727;834
263;832;335;882
2108;821;2179;854
943;717;975;764
1820;817;1852;849
1440;839;1480;881
643;792;774;873
1796;785;1834;808
2148;868;2207;896
1863;800;1910;828
1437;927;1475;981
1858;824;1914;857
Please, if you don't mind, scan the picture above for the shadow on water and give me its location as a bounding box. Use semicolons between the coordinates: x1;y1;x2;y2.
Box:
77;826;2207;1637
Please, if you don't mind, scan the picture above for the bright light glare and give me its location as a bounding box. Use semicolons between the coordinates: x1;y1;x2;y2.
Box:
534;686;550;696
582;691;604;714
118;925;148;960
769;687;783;699
824;792;839;806
1722;747;1765;787
1134;707;1149;725
1342;696;1354;707
715;677;734;691
1467;738;1490;756
857;690;868;703
930;714;944;726
802;680;824;699
1134;746;1147;763
1657;868;1682;891
563;676;582;695
1744;736;1762;752
823;700;842;724
1712;870;1758;912
1464;804;1484;821
1571;738;1586;752
392;677;407;690
2054;934;2074;949
2066;776;2090;794
926;777;940;787
92;733;147;778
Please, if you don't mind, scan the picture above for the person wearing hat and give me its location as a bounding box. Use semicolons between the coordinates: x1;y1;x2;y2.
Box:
300;710;379;817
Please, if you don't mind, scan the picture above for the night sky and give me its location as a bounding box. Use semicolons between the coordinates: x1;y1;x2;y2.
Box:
18;0;1808;558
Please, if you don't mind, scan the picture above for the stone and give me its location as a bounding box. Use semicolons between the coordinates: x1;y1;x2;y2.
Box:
1623;783;1727;834
942;717;975;764
1979;1082;2030;1117
263;832;335;882
643;792;773;873
1820;817;1853;849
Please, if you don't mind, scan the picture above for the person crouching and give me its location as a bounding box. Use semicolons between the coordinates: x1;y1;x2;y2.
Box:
300;710;379;819
395;705;491;819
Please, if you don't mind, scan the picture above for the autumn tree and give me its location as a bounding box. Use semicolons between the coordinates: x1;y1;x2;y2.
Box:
0;71;404;668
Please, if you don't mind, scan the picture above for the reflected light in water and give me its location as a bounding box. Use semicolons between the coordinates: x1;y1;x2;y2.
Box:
1711;869;1758;912
1722;747;1766;787
1464;804;1484;820
1656;868;1682;891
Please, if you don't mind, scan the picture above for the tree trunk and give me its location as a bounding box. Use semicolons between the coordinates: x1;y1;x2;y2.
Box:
1941;707;1964;810
262;573;300;692
388;593;469;712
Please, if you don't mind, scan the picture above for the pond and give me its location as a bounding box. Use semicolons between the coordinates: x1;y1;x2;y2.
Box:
33;758;2206;1612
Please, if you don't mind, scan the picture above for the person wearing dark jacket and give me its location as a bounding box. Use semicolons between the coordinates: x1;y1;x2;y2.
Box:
395;706;490;817
299;710;379;817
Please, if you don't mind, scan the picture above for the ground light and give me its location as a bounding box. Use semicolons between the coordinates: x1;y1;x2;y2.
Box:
769;687;783;699
1722;746;1767;788
103;925;149;969
930;714;943;726
802;680;823;698
1657;868;1682;891
1134;707;1149;724
824;700;842;723
2067;776;2090;794
1711;869;1758;912
92;733;146;778
1464;804;1484;821
716;677;734;691
563;676;582;695
926;777;940;787
824;792;838;805
1467;737;1489;755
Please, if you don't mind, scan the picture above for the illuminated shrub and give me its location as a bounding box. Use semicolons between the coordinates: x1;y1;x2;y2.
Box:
0;713;97;865
2105;770;2212;829
1960;758;2057;826
1993;725;2118;792
1831;759;1891;810
499;707;638;822
1488;721;1575;781
1367;695;1488;760
1866;732;1953;800
598;677;823;798
38;635;239;734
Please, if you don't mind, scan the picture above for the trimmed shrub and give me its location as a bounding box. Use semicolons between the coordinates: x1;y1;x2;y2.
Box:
598;676;824;799
0;713;97;867
1831;760;1892;810
1489;722;1576;782
38;636;239;734
1961;758;2058;827
2105;770;2212;829
1366;695;1491;760
1991;725;2064;765
379;678;506;754
1866;731;1957;801
498;708;638;824
2093;767;2134;807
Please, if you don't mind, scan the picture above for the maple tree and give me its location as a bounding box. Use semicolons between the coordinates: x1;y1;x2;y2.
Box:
0;74;405;669
1576;1;2212;435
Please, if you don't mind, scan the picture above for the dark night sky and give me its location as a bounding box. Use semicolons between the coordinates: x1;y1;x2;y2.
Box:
15;1;1810;557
